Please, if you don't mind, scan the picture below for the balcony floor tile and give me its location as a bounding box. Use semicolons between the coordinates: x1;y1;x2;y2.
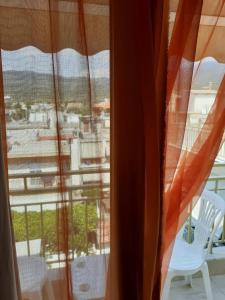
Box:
169;275;225;300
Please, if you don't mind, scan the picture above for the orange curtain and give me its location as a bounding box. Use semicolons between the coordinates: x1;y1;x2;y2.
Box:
0;129;21;299
0;37;21;300
0;1;109;300
2;0;225;299
163;0;225;285
110;0;168;299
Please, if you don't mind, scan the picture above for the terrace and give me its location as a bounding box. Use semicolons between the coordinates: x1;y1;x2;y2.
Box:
166;162;225;299
9;168;110;300
9;162;225;299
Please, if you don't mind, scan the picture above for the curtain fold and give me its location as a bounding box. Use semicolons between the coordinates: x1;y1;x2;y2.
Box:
170;0;225;62
163;1;204;277
163;0;225;287
0;50;21;300
0;1;109;300
2;0;225;299
0;130;21;300
110;0;168;299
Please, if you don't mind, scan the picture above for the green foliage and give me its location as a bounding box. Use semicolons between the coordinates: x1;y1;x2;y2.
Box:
82;188;101;199
12;201;98;256
11;109;26;121
71;201;98;255
3;71;109;103
13;102;22;109
67;105;90;116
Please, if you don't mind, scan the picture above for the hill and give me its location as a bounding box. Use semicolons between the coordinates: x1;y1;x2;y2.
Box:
3;71;109;104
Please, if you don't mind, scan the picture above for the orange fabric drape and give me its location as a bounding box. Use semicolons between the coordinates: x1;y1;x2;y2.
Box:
2;0;225;299
0;128;22;300
0;48;21;299
0;1;109;300
0;0;109;55
110;0;168;299
163;0;225;286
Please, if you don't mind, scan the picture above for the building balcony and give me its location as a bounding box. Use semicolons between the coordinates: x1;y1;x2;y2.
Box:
9;164;225;299
9;168;110;300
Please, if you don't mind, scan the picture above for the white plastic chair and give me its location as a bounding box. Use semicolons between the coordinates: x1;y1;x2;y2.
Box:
162;190;225;300
18;256;54;300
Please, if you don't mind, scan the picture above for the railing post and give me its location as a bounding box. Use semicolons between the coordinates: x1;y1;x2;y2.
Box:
215;179;219;194
56;202;60;263
69;190;75;261
24;205;30;256
24;176;28;191
187;202;193;244
85;198;88;255
40;203;45;257
98;198;102;254
222;216;225;244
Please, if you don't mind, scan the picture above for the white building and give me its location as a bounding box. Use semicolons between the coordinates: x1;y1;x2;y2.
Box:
29;110;49;123
188;89;217;115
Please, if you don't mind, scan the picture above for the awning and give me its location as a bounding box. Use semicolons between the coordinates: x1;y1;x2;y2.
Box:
0;0;109;55
0;0;225;62
170;0;225;62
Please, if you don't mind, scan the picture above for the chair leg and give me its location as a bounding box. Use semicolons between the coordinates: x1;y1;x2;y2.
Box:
201;262;213;300
161;272;173;300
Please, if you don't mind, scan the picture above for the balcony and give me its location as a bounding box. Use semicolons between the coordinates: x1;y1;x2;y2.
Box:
167;162;225;299
9;164;225;299
170;275;225;299
10;168;110;254
9;168;110;300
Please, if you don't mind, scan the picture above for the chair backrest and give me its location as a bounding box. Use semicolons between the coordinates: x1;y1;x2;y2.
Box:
193;190;225;253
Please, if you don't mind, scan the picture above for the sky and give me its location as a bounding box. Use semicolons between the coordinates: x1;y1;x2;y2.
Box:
2;47;109;78
2;47;225;86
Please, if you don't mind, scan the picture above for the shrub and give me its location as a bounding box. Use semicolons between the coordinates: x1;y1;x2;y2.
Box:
11;201;98;256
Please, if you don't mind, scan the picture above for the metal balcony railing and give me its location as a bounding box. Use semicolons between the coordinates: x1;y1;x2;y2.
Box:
9;163;225;263
186;163;225;248
9;168;110;264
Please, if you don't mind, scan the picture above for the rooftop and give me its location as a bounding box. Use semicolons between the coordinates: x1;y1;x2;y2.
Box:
8;140;70;158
